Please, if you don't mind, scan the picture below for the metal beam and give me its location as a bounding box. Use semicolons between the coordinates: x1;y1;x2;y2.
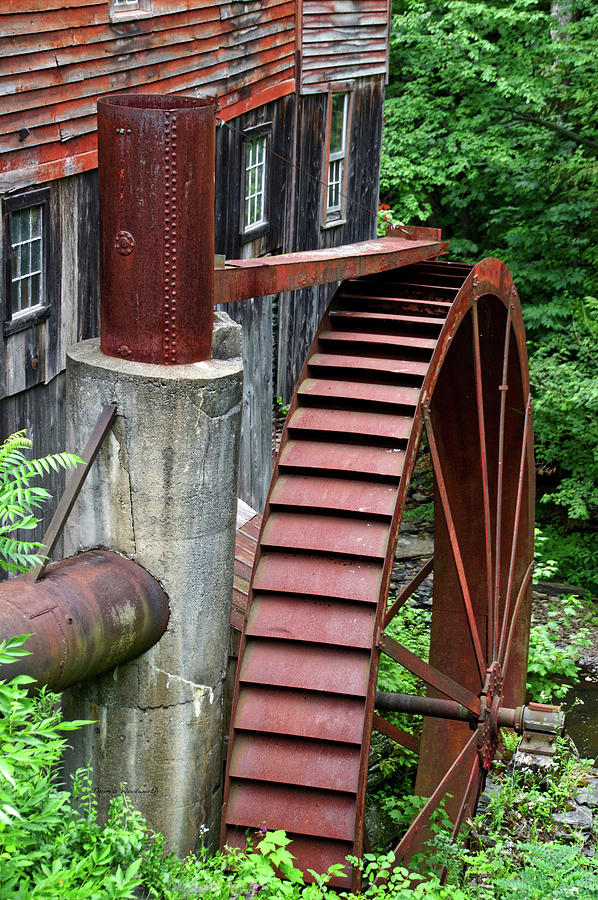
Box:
214;233;448;304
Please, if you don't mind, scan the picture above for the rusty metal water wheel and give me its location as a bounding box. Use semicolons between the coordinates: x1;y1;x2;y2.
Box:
222;258;538;889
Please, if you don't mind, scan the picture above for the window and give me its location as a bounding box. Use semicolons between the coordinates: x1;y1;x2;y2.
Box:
3;189;50;336
323;91;351;225
244;136;266;231
109;0;152;21
242;125;270;238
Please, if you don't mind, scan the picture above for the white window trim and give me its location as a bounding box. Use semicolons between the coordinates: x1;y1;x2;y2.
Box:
3;188;51;337
10;206;44;319
241;123;271;239
322;89;352;227
109;0;153;23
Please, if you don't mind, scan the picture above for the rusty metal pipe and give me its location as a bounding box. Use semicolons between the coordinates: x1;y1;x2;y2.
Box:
98;93;216;365
375;692;565;737
375;691;473;723
0;550;169;691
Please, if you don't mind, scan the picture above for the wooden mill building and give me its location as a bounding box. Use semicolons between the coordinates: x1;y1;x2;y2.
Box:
0;0;390;514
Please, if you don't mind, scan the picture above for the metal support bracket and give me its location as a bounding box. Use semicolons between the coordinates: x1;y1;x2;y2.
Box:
28;403;117;582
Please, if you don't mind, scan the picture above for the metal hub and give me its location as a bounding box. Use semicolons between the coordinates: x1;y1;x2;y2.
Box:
374;678;565;774
477;661;504;770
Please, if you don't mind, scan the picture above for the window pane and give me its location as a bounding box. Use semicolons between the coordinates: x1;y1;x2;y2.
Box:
244;135;267;229
328;158;342;212
21;242;31;275
9;200;46;319
30;273;41;305
12;209;23;243
30;206;42;237
330;94;346;155
31;239;41;272
20;276;30;309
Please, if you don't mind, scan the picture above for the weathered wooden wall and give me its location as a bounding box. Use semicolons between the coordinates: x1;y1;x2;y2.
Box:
0;170;100;562
300;0;389;91
277;75;385;400
0;0;389;517
0;0;296;192
0;171;100;404
214;94;295;510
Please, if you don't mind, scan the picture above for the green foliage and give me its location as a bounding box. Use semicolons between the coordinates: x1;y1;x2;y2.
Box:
535;523;598;595
381;0;598;530
444;740;598;897
0;635;146;898
0;431;81;574
376;602;430;783
529;300;598;524
275;396;291;419
526;594;591;701
377;204;404;236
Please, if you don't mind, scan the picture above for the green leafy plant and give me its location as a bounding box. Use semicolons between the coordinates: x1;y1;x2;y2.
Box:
0;635;148;898
444;739;597;897
0;431;81;574
377;204;404;236
526;594;591;701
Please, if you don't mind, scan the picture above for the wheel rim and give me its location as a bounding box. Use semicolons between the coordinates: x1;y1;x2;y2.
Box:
221;258;534;888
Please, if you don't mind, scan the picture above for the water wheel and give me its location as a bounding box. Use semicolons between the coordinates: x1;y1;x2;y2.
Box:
221;258;537;888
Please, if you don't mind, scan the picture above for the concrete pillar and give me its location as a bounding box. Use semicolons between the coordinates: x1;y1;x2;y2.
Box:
62;311;242;854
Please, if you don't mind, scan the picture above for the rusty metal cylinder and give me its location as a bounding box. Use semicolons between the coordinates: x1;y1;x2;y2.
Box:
0;550;169;691
98;93;216;365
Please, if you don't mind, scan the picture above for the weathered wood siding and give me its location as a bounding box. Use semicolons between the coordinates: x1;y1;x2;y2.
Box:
0;170;100;563
0;0;296;192
0;373;68;567
215;95;295;510
301;0;389;91
0;171;99;403
277;75;384;399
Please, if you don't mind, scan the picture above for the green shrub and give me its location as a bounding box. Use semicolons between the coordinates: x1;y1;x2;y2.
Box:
526;594;591;702
0;635;146;898
0;431;81;574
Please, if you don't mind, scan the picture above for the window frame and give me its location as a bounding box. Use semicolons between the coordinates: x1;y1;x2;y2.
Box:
109;0;153;23
240;122;271;242
3;189;51;337
321;87;353;229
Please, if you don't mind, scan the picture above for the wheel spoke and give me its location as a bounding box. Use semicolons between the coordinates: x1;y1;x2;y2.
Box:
372;713;420;754
498;395;532;663
384;557;434;628
493;305;513;660
390;731;478;863
379;632;481;715
423;407;486;681
439;753;481;884
500;558;534;674
471;302;494;663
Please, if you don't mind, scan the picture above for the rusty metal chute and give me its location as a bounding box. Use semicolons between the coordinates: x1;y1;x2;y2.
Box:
0;550;169;692
222;257;538;888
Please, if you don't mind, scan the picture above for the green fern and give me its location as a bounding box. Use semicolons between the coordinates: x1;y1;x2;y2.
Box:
0;431;82;574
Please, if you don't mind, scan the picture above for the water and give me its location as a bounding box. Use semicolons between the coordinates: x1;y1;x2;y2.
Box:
564;672;598;761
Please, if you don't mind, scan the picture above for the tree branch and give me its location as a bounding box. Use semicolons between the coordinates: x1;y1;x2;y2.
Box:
496;107;598;155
